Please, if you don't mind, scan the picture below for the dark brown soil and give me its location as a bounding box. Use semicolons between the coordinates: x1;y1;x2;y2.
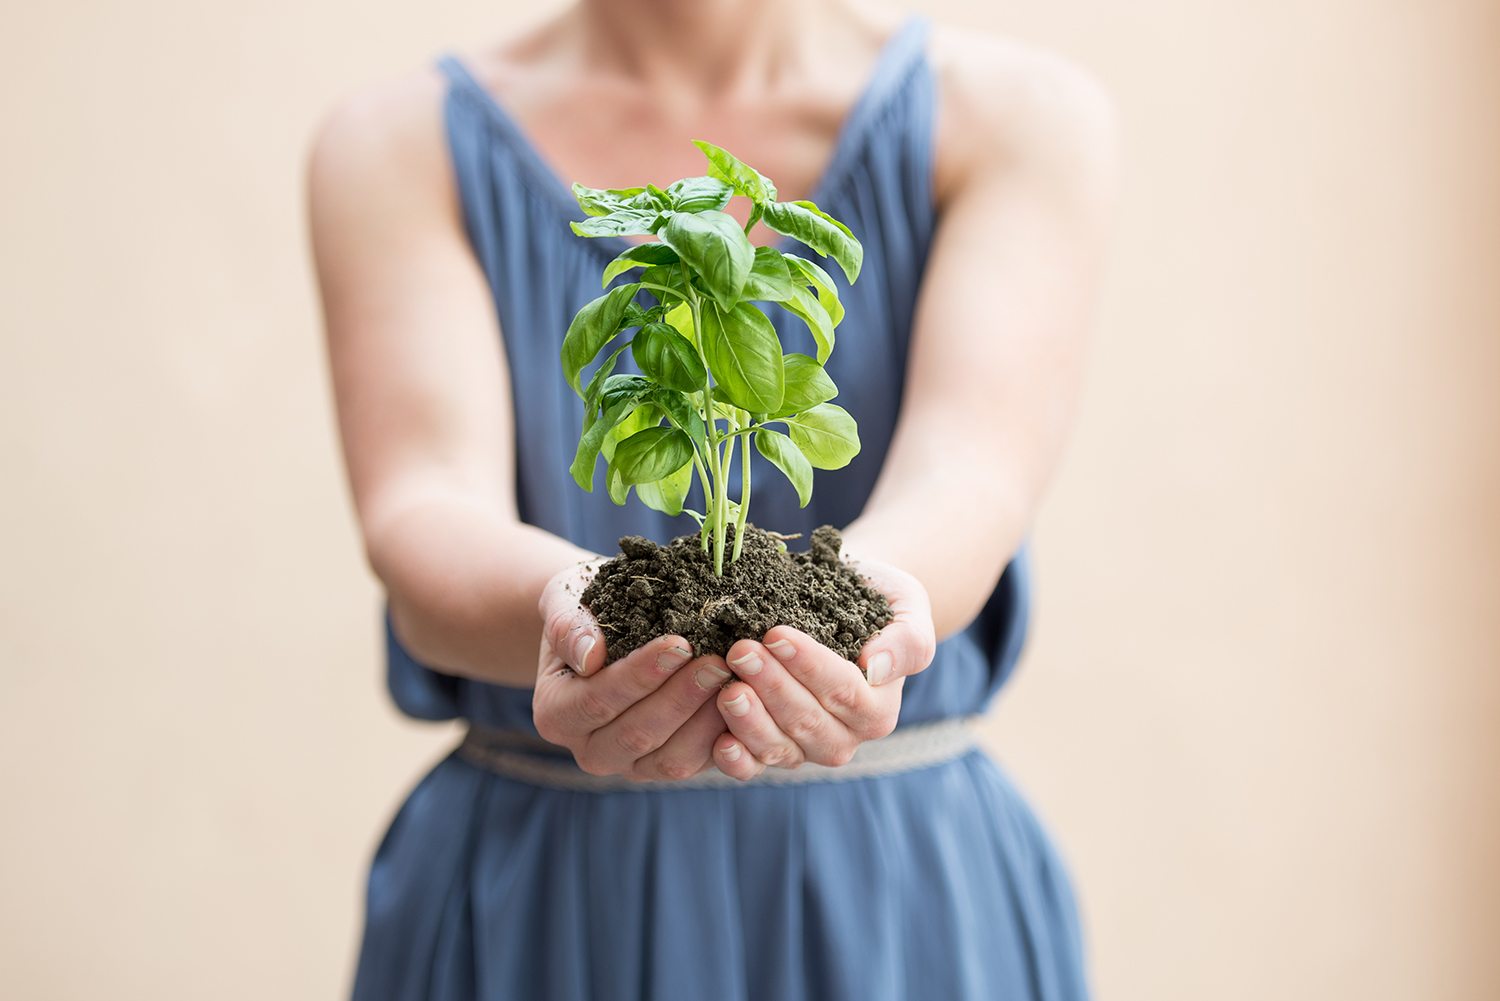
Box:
579;523;893;669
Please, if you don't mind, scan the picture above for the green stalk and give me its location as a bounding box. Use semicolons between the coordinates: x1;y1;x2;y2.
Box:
691;448;713;551
733;422;752;560
684;277;726;571
712;417;733;574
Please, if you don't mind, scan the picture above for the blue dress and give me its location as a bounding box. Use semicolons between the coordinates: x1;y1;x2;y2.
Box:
351;12;1090;1000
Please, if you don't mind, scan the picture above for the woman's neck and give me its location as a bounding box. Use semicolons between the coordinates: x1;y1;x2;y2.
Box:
566;0;832;102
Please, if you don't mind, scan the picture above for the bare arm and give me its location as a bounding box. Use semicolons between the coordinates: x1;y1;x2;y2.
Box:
841;45;1121;639
306;74;593;687
712;43;1120;774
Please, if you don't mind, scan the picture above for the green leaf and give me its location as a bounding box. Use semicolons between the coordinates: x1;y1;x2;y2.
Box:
570;208;662;238
773;353;837;416
759;200;863;282
601;243;680;287
614;426;696;485
663;300;696;348
755;428;813;507
740;246;799;302
784;402;860;469
605;462;631;505
700;301;785;414
638;262;691;302
582;344;630;431
561;283;641;397
571;389;648;490
651;388;708;451
783;253;845;326
632;321;708;393
691;139;778;204
571;182;650;217
602;401;660;460
600;372;652;403
659;210;754;310
783;284;835;364
664;175;734;213
635;459;694;516
621;302;653;330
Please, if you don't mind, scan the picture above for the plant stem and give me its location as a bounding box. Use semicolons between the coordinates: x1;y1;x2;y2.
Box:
690;449;713;550
716;422;785;443
683;278;726;571
637;281;680;299
712;413;733;574
733;422;752;560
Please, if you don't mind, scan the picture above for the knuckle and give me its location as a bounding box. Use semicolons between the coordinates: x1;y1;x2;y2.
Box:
665;681;709;717
860;710;898;742
755;671;788;701
760;744;800;768
780;709;826;745
823;682;865;716
824;743;856;767
573;689;614;730
574;750;612;776
613;723;658;759
532;709;565;745
543;607;571;647
652;757;699;782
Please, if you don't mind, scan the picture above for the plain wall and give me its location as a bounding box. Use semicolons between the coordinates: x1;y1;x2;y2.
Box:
2;1;1496;998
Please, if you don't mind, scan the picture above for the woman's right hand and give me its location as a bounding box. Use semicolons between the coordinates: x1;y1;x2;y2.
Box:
532;560;732;781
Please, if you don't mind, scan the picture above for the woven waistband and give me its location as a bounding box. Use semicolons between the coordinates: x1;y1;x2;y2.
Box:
456;716;983;792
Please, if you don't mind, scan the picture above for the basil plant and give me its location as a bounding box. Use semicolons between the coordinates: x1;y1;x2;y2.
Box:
562;140;864;575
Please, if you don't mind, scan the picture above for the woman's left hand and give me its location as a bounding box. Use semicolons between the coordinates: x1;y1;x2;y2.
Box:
710;559;937;780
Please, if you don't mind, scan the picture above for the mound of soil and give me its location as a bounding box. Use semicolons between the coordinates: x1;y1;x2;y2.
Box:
579;523;893;669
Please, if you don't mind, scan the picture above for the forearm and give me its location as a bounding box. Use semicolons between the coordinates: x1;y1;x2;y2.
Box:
840;423;1030;641
365;489;598;687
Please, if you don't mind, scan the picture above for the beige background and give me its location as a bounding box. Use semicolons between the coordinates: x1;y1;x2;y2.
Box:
3;0;1497;998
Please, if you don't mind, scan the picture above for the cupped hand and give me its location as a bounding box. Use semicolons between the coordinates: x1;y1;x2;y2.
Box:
532;560;733;781
710;558;938;781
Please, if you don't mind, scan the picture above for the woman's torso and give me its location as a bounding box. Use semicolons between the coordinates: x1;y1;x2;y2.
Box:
384;10;1033;734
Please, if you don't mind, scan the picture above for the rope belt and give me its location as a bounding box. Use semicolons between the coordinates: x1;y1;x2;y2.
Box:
457;715;983;792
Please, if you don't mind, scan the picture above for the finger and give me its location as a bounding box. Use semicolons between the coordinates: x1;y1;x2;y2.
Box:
717;680;807;769
756;627;897;745
631;698;726;782
538;559;610;676
534;634;695;743
541;601;607;677
584;654;726;774
848;564;937;687
713;733;765;782
728;638;855;763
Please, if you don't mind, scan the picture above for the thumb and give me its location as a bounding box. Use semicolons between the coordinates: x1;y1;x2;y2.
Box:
539;562;607;676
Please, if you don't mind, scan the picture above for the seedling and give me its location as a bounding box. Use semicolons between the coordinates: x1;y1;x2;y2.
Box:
562;140;864;576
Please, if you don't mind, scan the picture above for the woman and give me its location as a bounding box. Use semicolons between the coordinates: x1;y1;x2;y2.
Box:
308;1;1116;997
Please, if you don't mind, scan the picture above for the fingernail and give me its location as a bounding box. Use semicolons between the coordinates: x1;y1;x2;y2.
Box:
765;639;795;660
573;634;596;671
657;645;692;673
694;663;731;690
866;650;893;686
729;650;763;676
723;694;750;717
720;742;742;762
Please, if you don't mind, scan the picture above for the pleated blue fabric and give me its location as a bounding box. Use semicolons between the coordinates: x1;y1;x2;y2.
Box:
351;12;1090;999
